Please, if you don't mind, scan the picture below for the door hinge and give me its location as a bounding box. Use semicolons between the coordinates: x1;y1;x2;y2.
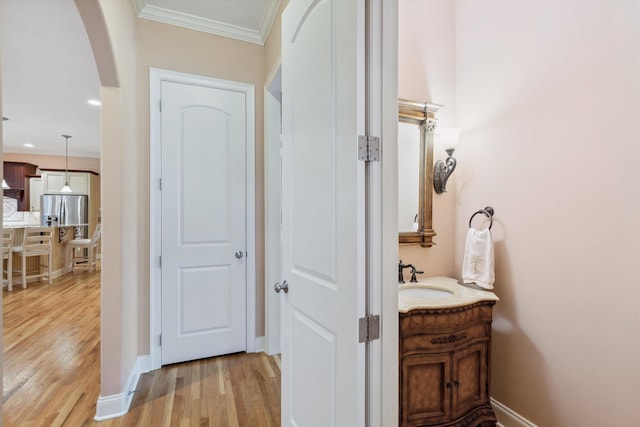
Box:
159;334;162;345
159;100;162;112
159;178;162;190
358;135;380;162
159;255;162;267
359;314;380;343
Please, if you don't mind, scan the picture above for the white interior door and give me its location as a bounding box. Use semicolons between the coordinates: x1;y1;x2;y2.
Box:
281;0;366;426
160;80;247;365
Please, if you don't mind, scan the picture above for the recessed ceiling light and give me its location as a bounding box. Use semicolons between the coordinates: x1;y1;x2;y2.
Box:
24;143;34;148
88;99;101;106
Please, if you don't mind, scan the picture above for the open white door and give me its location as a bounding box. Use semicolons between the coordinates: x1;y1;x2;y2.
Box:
280;0;366;426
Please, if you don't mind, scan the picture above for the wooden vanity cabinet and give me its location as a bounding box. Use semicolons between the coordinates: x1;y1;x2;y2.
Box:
399;301;497;427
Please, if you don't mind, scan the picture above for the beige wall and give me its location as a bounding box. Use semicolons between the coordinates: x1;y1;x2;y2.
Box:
264;0;289;83
454;2;639;425
94;0;139;397
3;152;100;173
80;0;275;400
401;1;640;425
136;18;268;342
398;0;456;277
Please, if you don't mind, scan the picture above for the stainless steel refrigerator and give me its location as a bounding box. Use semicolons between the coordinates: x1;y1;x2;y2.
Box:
40;194;89;237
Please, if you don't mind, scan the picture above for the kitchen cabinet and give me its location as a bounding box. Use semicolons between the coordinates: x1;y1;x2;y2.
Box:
3;162;38;211
41;171;89;194
399;301;497;427
29;177;43;212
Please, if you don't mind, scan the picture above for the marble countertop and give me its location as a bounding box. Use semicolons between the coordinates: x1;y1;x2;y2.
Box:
398;276;499;312
2;222;40;228
3;222;42;228
3;223;87;228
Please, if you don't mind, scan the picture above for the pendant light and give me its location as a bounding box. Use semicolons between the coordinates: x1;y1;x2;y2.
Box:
61;134;72;193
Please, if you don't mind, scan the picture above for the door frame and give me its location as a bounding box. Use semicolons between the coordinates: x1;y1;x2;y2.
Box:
264;66;282;355
369;0;399;425
149;68;256;370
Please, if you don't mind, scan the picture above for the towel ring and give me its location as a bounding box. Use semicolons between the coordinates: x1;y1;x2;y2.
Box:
469;206;495;230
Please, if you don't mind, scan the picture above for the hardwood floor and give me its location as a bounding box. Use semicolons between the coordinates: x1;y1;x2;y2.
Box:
3;267;281;426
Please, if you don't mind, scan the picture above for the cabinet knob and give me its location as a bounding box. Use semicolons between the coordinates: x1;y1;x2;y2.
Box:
446;382;452;389
454;380;460;387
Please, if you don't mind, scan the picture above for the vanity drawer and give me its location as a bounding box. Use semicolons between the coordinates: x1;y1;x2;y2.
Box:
400;323;489;354
399;302;494;337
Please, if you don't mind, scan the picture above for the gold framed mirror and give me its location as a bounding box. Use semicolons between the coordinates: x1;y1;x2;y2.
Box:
398;98;441;247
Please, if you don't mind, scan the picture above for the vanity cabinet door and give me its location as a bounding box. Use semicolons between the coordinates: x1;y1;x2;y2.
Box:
401;353;452;426
451;341;489;420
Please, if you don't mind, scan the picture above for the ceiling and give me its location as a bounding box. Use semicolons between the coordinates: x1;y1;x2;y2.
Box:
0;0;280;159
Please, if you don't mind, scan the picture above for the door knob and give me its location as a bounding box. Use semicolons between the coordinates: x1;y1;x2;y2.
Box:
274;281;289;294
235;251;244;259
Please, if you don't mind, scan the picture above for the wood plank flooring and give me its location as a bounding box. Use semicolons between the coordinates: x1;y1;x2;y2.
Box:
3;266;281;426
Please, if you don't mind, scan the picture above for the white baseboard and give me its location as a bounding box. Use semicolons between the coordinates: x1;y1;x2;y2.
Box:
492;397;538;427
253;336;265;352
94;355;150;421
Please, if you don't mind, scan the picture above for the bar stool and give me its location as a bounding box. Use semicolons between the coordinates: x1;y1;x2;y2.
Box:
12;226;54;289
2;228;14;291
67;224;101;272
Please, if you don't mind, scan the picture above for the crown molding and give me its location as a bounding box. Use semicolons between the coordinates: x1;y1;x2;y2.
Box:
132;0;282;46
259;0;282;44
131;0;146;15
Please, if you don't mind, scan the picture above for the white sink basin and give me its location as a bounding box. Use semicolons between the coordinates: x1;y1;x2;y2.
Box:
399;286;454;299
398;277;499;312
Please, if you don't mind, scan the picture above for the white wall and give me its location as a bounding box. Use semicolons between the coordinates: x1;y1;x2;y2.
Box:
454;1;640;425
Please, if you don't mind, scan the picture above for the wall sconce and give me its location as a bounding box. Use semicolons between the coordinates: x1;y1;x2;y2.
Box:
434;128;461;194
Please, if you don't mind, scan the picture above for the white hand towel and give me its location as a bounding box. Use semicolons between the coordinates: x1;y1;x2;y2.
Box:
461;227;495;289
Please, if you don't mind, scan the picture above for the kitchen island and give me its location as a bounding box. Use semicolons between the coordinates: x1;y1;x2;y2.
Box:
3;222;86;287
